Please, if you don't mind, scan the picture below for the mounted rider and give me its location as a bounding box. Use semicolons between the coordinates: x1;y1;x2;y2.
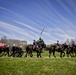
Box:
33;40;38;49
57;40;59;46
33;38;44;46
56;40;60;49
37;38;45;47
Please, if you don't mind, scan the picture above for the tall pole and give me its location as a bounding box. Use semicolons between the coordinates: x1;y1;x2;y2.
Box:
40;27;45;38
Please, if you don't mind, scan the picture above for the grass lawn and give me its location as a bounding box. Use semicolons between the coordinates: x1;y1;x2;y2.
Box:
0;57;76;75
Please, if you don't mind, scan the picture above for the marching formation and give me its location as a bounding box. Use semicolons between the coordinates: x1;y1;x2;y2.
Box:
0;38;76;58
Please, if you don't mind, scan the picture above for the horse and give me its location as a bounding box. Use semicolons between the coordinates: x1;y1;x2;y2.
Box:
57;44;65;58
0;45;10;57
69;45;76;57
64;44;76;57
36;45;43;58
47;44;65;58
10;46;23;57
46;45;56;58
25;45;33;57
25;43;45;58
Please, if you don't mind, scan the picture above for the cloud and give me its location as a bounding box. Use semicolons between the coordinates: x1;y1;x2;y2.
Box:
0;21;39;41
15;21;39;33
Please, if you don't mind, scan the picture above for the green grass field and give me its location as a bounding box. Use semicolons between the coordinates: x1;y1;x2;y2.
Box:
0;51;76;75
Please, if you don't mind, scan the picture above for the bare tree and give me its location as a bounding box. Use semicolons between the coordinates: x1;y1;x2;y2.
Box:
66;39;69;45
70;39;75;46
1;36;7;44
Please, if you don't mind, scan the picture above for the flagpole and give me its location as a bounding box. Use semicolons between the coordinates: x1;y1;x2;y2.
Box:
40;27;45;38
40;32;41;38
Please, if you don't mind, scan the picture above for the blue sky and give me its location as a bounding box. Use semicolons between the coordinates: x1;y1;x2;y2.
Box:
0;0;76;44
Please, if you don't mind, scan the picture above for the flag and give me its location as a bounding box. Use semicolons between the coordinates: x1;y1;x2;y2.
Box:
40;27;45;34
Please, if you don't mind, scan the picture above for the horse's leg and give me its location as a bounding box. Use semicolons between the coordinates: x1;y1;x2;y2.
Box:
1;49;5;56
25;51;27;57
74;49;76;57
2;51;5;56
39;51;42;58
69;51;71;57
20;50;23;57
31;52;33;57
38;51;41;58
37;50;39;58
53;51;56;58
30;51;33;57
6;49;9;57
67;53;69;57
19;51;22;57
4;52;7;57
0;50;2;57
12;51;15;57
10;51;13;57
67;51;70;58
66;50;69;57
0;49;5;57
21;51;24;57
72;50;75;57
5;50;9;57
75;52;76;57
49;50;51;58
20;52;22;57
49;53;51;58
63;51;65;57
70;52;74;57
7;51;9;57
60;51;62;58
4;52;7;56
2;48;6;56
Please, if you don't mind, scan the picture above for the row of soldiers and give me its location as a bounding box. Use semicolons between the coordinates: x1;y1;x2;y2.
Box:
0;38;76;58
33;38;45;48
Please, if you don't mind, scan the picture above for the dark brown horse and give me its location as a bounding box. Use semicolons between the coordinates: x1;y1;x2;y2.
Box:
0;45;9;57
25;45;33;57
47;44;65;58
10;46;23;57
25;43;46;58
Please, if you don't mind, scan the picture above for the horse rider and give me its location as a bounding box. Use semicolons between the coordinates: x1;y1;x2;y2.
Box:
57;40;59;46
39;38;44;43
33;40;38;49
56;40;60;49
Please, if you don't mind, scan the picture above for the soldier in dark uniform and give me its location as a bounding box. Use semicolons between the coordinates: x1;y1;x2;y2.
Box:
33;40;37;47
56;40;60;49
37;38;44;47
33;40;38;51
57;40;59;46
